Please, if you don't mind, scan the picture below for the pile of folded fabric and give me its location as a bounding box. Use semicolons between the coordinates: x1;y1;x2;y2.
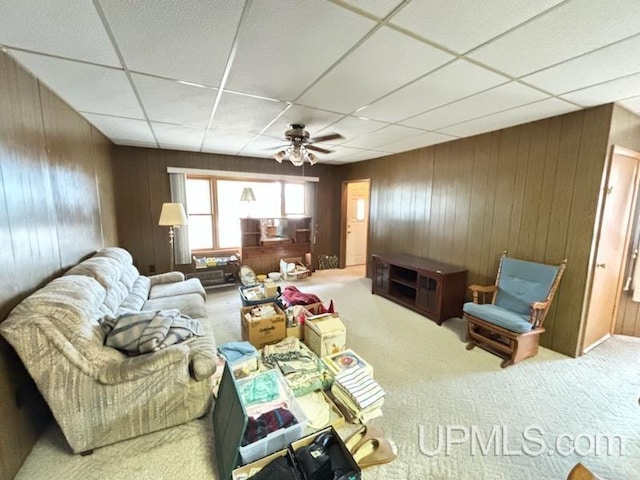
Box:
262;337;332;396
218;340;260;379
331;366;385;424
237;369;298;446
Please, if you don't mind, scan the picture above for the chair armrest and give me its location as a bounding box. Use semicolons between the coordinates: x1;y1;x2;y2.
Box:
468;284;496;304
529;300;550;328
148;271;185;287
97;344;189;384
531;300;549;310
468;285;497;293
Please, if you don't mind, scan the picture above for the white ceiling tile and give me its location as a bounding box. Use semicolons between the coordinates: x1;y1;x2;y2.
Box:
297;26;454;114
342;124;425;150
210;92;287;135
225;0;376;100
262;105;345;140
403;82;549;130
618;96;640;116
238;134;287;158
317;116;388;145
336;149;389;164
390;0;562;53
132;74;217;127
82;113;156;146
438;98;580;138
202;130;257;155
522;34;640;95
560;72;640;107
0;0;120;66
9;50;144;119
341;0;404;18
99;0;244;85
378;131;457;153
152;123;205;151
469;0;640;77
360;59;509;122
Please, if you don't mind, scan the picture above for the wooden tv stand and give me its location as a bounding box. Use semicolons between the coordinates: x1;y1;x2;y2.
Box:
371;253;467;325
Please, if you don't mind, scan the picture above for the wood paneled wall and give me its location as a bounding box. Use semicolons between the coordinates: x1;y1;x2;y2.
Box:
111;147;340;276
339;105;616;357
609;105;640;337
0;51;118;480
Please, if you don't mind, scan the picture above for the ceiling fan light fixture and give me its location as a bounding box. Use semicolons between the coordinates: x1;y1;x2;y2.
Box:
274;150;286;163
308;152;318;165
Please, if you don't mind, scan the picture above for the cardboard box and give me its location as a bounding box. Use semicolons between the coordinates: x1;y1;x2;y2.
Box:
290;427;361;480
232;449;292;480
304;314;346;357
241;303;286;349
286;323;304;340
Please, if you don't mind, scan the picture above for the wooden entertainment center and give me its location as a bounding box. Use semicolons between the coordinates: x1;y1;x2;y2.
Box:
371;253;467;325
240;217;312;274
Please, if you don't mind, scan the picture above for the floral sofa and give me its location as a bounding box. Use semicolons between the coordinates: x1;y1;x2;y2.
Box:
0;247;217;453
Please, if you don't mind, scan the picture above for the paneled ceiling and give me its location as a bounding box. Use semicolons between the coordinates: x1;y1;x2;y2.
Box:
3;0;640;165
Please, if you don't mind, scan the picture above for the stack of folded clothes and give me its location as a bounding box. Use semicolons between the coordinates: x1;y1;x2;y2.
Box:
331;366;385;424
262;337;332;396
237;369;298;446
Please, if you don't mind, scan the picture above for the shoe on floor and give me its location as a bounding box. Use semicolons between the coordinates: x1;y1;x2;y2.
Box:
352;437;398;469
344;424;385;453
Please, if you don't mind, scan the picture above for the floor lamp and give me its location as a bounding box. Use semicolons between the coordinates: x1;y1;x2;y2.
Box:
158;202;188;272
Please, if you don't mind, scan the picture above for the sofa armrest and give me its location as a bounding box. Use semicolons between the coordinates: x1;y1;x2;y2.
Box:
148;271;185;287
97;344;189;384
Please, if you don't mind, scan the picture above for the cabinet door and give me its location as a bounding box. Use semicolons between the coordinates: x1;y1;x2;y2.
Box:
416;274;439;314
373;261;390;293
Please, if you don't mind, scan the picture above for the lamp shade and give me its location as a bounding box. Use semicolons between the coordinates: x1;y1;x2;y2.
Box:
240;187;256;202
158;202;188;226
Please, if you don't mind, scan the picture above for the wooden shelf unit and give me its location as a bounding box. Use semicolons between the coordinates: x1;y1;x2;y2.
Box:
240;217;313;274
372;253;467;325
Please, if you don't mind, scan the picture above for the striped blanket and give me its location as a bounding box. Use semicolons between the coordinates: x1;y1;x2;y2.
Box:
99;309;204;355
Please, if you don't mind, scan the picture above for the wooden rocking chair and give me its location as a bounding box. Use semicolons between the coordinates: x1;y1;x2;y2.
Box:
463;252;566;368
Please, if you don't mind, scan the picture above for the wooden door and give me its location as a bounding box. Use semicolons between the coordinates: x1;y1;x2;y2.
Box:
582;147;640;352
345;181;370;266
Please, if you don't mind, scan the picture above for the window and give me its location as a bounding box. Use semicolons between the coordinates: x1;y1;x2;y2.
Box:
186;176;307;252
284;183;305;215
186;178;213;250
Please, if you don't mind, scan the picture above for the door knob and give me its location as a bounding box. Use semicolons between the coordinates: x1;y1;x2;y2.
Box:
596;263;606;268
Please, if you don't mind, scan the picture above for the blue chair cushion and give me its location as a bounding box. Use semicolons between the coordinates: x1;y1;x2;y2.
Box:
495;258;559;316
463;302;533;334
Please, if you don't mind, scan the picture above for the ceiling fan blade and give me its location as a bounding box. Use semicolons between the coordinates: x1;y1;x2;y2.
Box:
264;144;290;151
306;144;333;154
309;133;343;143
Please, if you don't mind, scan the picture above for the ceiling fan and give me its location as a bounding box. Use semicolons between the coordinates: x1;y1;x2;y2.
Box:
271;124;343;166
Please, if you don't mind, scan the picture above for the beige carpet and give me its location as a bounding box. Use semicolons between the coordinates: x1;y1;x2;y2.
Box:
14;267;640;479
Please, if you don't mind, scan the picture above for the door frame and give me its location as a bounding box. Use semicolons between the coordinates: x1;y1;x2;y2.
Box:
339;179;371;271
578;145;640;355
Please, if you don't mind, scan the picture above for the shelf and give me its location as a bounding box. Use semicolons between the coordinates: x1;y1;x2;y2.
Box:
390;277;417;289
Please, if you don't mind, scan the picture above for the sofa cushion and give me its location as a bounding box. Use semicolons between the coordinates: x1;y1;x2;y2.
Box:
463;302;533;333
94;247;133;268
149;277;206;301
144;293;207;319
65;257;121;289
2;276;126;368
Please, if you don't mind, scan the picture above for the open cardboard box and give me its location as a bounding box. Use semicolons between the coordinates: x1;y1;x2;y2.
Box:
232;427;361;480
